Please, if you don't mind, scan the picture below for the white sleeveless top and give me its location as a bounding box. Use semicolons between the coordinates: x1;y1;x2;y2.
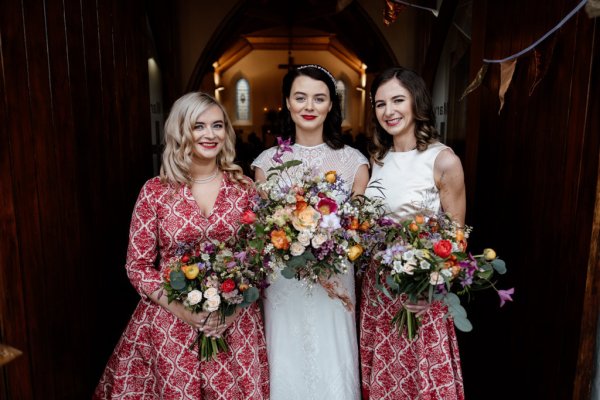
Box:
365;141;449;221
252;143;368;400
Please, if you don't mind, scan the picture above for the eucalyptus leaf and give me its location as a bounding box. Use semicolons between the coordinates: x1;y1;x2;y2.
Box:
444;292;461;306
386;275;400;292
447;301;468;318
242;286;260;304
169;271;186;291
491;258;507;274
281;266;297;279
453;315;473;332
378;282;394;300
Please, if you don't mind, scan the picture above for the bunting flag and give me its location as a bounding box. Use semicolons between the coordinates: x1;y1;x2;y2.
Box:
0;343;22;366
459;64;488;101
498;59;517;114
461;0;587;113
586;0;600;17
384;0;407;26
390;0;439;16
528;35;557;96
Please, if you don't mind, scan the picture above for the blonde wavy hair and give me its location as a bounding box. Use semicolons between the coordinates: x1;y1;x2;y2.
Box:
160;92;248;187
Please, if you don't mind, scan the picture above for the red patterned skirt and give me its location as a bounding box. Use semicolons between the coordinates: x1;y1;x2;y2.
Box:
359;267;464;400
94;300;269;399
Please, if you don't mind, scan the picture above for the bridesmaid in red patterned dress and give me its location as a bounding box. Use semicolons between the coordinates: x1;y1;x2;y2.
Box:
94;92;269;399
359;67;466;399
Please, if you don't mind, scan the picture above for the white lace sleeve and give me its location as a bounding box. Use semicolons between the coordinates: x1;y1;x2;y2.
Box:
251;147;278;174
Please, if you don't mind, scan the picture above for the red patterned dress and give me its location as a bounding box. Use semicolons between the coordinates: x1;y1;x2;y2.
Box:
359;143;464;400
94;174;269;399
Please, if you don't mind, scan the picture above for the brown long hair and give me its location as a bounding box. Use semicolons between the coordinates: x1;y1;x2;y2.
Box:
369;67;439;165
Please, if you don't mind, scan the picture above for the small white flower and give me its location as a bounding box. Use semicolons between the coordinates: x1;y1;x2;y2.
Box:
419;260;431;270
402;250;415;261
185;289;203;306
392;260;404;273
402;261;416;275
441;269;453;278
201;254;210;261
320;213;341;230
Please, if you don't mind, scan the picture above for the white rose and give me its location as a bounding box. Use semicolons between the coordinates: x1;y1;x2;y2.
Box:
429;271;444;285
203;296;221;312
311;233;328;248
185;289;203;306
204;287;219;299
297;231;312;247
290;242;306;256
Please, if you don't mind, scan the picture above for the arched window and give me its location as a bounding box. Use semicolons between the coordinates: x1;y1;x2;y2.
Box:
236;78;250;121
336;80;347;120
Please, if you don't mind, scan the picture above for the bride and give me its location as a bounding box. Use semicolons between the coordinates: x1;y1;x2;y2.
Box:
252;64;369;400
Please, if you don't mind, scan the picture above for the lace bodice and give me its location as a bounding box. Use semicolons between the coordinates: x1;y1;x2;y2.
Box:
252;143;368;193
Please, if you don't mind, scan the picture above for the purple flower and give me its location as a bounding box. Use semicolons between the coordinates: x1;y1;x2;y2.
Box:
234;250;247;263
498;288;514;307
272;137;293;163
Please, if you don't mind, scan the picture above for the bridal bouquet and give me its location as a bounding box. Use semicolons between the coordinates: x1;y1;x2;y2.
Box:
375;211;514;340
162;239;267;361
241;137;382;309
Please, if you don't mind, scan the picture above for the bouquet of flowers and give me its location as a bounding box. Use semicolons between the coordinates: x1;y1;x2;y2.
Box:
241;137;383;309
162;239;269;361
375;211;514;340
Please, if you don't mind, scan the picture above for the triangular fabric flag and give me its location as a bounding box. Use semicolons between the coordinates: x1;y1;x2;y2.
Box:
585;0;600;17
384;0;407;26
0;343;23;366
460;64;489;101
529;34;557;96
499;59;517;114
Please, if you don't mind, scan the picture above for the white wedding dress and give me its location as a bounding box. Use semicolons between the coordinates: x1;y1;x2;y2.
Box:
252;143;368;400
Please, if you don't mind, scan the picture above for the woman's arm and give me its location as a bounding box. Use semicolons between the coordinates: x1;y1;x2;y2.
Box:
352;164;370;196
434;149;466;226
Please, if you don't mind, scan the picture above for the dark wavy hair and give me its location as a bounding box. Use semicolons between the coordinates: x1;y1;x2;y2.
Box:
280;65;344;149
369;67;439;164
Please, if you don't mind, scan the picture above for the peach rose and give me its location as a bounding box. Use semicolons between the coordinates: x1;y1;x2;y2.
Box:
291;205;320;232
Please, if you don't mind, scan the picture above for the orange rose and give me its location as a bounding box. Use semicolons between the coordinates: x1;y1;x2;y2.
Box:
359;221;370;232
415;214;425;224
271;229;290;250
295;194;308;212
349;217;360;230
348;244;363;261
324;170;337;183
